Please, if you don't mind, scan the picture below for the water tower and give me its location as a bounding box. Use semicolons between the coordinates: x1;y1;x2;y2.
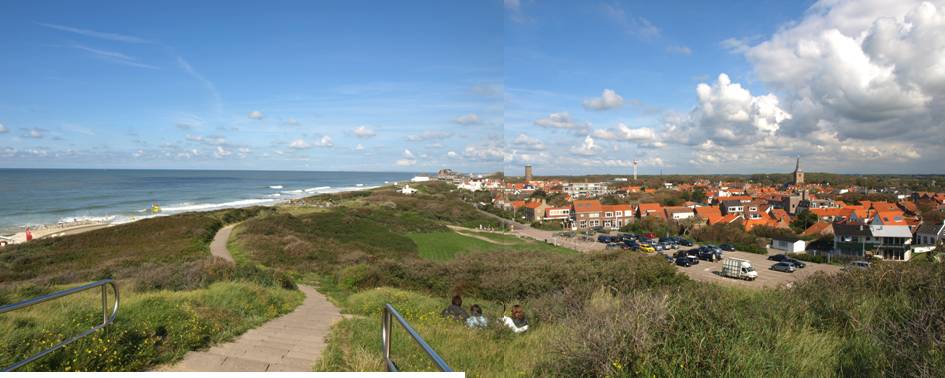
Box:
632;160;639;180
524;164;533;182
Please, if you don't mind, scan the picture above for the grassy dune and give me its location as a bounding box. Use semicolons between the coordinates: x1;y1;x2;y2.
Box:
0;282;302;371
0;207;300;372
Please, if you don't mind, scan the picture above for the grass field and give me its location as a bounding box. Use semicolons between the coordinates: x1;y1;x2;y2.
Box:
406;231;575;261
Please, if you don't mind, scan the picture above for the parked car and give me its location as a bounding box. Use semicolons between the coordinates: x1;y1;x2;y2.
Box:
845;260;872;270
638;243;656;253
643;233;657;240
770;262;797;273
605;243;623;250
781;257;806;268
768;254;788;261
597;235;612;243
696;248;722;262
621;233;637;241
653;243;665;251
673;250;699;265
675;256;692;267
624;240;640;250
719;244;736;252
677;239;693;246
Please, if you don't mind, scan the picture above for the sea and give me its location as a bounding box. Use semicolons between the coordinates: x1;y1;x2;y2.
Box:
0;169;419;235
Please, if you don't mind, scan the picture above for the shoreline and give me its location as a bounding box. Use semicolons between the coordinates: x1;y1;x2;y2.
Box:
0;184;387;246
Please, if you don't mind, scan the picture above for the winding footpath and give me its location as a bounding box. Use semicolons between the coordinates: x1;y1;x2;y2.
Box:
162;224;342;372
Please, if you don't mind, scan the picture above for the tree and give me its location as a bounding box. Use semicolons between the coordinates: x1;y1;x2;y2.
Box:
690;188;707;204
790;210;818;234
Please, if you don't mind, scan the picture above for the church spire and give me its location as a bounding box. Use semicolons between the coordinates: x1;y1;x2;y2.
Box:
795;156;800;172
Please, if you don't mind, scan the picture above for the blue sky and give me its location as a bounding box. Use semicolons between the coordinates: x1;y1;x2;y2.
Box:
2;0;944;174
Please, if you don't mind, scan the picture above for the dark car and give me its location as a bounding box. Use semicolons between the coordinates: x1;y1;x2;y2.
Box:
697;248;722;262
677;239;693;246
768;254;788;261
675;257;693;267
719;244;736;252
770;262;797;273
597;235;612;243
843;260;872;271
781;257;806;268
621;233;638;241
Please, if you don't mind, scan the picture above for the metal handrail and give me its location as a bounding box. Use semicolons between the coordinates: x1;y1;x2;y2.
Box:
0;279;119;372
381;303;451;372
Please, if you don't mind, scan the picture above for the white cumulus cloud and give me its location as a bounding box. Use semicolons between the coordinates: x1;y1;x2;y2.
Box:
353;126;376;138
454;113;481;125
248;110;263;120
570;135;602;156
583;89;624;110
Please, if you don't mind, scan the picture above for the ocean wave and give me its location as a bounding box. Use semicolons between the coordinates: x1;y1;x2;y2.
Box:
282;189;304;194
304;186;331;193
161;198;276;213
269;185;284;189
56;215;116;224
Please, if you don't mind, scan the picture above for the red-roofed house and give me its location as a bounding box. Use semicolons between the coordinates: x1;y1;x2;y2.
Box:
872;211;908;226
694;206;722;225
572;200;603;230
523;200;550;222
636;203;665;219
802;221;834;237
602;204;633;229
664;206;695;220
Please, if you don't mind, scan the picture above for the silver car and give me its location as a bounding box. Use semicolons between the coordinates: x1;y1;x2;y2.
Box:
770;262;796;273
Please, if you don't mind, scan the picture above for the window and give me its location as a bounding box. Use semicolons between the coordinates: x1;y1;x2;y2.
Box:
605;212;613;217
615;211;622;217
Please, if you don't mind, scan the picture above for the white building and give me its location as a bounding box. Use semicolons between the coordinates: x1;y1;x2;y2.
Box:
399;185;418;195
772;237;807;253
411;176;431;182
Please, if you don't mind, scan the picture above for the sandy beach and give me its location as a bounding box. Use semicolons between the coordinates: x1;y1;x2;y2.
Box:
1;221;114;245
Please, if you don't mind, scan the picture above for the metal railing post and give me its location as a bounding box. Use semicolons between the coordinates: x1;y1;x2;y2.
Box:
380;303;451;372
0;279;119;372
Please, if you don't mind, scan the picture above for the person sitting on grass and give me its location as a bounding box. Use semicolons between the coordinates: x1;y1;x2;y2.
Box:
441;295;468;321
466;304;488;328
500;304;529;333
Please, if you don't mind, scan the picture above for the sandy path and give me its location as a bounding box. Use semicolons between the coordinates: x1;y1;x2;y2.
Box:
161;224;342;372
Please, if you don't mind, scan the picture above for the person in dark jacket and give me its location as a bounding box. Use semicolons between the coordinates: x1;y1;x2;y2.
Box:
441;295;468;321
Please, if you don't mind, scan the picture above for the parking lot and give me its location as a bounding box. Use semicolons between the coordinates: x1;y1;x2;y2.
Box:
670;247;842;289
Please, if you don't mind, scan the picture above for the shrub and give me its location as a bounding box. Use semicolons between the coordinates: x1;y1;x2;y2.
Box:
337;264;382;291
538;288;670;377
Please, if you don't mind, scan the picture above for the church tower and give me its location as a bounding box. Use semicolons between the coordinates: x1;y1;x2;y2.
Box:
793;156;805;185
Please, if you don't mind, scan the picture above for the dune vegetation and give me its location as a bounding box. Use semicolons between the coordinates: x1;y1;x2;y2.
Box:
228;183;945;377
0;208;301;372
4;182;944;376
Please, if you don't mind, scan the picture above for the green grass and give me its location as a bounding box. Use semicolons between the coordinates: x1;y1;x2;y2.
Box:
407;231;576;261
315;287;553;376
0;281;303;371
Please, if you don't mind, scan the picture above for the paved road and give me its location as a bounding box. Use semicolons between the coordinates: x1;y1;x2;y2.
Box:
210;224;236;263
162;224;342;372
476;209;604;253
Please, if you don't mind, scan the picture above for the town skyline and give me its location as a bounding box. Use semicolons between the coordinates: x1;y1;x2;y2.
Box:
2;0;944;174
